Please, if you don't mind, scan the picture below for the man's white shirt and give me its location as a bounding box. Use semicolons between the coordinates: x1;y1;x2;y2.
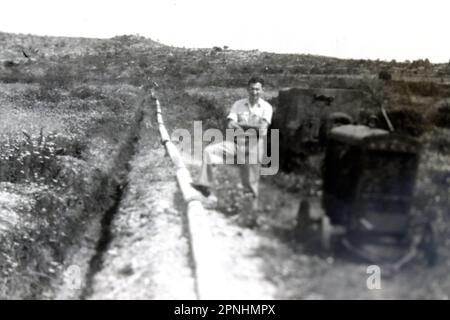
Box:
227;98;273;125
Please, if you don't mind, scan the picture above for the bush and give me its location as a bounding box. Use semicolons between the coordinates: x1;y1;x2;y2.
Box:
0;131;86;185
0;70;35;84
3;60;18;68
406;81;440;97
70;85;104;100
410;58;432;69
39;64;74;91
378;70;392;81
428;133;450;154
195;95;228;131
262;65;284;74
0;131;57;184
0;161;110;299
380;108;428;136
432;102;450;128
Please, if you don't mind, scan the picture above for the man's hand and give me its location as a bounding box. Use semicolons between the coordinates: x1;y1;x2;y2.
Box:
239;118;269;132
227;119;243;130
227;117;269;136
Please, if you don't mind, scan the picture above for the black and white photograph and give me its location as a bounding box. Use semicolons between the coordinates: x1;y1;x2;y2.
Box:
0;0;449;303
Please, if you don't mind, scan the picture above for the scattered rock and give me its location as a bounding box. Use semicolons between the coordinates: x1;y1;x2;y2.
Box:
118;263;134;276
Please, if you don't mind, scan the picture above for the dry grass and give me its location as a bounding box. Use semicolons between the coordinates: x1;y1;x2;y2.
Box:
0;41;141;297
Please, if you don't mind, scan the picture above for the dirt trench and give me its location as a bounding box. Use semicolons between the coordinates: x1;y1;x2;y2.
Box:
47;94;145;299
73;102;197;300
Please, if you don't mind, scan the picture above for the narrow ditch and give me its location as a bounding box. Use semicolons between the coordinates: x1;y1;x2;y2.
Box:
174;189;201;299
79;104;145;299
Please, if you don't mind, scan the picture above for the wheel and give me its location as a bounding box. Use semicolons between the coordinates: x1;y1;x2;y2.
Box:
321;215;332;251
296;198;325;241
422;223;438;267
296;200;310;227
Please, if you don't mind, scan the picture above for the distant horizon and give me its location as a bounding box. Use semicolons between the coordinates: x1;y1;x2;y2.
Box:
1;0;449;63
1;29;444;65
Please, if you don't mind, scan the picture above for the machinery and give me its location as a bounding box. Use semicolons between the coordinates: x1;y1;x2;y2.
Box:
296;124;436;271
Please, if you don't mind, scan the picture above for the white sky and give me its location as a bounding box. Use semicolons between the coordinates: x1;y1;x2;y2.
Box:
1;0;449;62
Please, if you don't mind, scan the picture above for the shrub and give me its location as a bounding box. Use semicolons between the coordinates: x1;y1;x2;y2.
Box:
406;81;440;97
0;161;110;299
39;64;74;91
262;65;284;74
379;108;428;136
0;70;35;84
410;58;432;69
428;133;450;154
378;70;392;81
70;85;104;100
432;102;450;128
0;131;86;185
195;95;228;131
3;60;17;68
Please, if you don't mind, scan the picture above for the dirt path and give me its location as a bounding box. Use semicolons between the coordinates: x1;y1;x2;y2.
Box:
187;161;449;300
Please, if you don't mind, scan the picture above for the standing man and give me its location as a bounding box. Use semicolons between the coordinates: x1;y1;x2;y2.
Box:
192;77;273;207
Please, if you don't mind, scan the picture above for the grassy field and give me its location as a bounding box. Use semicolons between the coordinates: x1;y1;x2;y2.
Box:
0;34;149;298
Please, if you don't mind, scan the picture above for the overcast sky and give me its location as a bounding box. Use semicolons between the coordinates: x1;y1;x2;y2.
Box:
1;0;449;62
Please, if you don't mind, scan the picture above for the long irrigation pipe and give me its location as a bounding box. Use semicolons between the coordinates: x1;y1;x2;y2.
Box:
151;88;235;300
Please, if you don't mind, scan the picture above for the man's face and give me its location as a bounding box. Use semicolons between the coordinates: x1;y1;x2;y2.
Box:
247;82;263;101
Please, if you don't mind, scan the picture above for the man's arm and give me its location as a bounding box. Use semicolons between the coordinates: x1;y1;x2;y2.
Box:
239;119;268;130
226;101;243;130
239;116;270;136
227;118;265;137
227;118;243;130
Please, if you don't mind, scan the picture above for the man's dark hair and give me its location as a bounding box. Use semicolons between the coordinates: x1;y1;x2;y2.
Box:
248;76;265;87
